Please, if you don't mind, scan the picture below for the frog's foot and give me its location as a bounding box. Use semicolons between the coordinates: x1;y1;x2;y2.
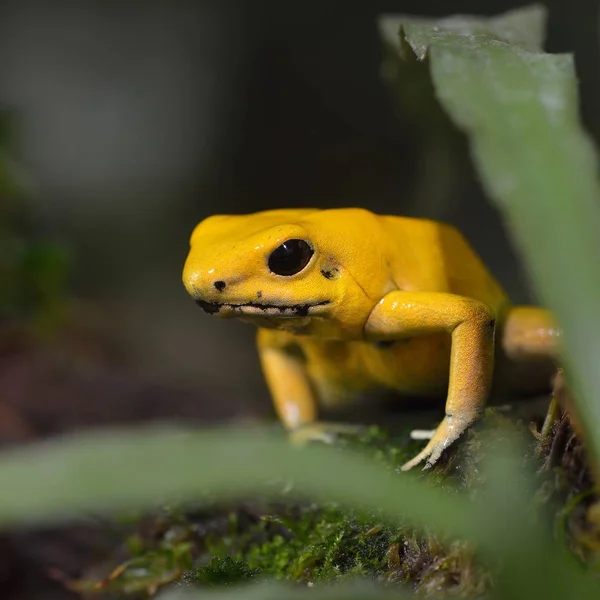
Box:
290;422;365;446
401;413;475;471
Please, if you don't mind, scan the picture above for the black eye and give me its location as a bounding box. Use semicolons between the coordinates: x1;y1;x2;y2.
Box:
268;239;314;276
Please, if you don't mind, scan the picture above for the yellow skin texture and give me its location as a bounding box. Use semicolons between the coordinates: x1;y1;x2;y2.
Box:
182;208;559;470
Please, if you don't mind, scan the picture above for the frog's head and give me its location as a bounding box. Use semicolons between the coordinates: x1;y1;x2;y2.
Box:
182;208;394;338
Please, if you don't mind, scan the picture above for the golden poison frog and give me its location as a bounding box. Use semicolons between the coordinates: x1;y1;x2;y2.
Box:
182;208;559;470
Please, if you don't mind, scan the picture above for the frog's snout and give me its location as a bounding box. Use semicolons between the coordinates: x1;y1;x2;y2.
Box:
182;261;212;296
182;262;232;316
182;268;201;298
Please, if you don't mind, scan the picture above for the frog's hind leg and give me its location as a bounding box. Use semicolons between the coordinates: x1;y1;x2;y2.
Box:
497;306;560;394
501;306;559;362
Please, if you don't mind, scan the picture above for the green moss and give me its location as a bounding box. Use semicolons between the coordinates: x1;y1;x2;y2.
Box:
214;503;403;583
179;557;260;587
184;428;416;586
196;424;494;591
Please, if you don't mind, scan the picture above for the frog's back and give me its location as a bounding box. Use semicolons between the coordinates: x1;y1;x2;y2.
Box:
379;214;509;314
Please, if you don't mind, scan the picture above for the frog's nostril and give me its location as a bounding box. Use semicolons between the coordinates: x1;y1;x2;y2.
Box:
214;280;226;292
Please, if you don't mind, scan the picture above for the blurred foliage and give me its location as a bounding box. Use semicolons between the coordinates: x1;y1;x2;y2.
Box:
0;4;600;600
0;111;69;338
1;415;598;599
52;426;493;597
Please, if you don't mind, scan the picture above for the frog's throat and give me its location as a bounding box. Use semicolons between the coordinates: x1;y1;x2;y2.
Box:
195;299;330;318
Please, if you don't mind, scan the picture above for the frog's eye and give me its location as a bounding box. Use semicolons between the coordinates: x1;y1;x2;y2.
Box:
268;239;314;276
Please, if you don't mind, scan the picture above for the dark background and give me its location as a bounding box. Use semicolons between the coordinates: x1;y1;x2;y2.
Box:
0;0;598;424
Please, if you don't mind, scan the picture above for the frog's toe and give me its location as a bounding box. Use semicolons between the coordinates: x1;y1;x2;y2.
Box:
289;422;364;446
290;424;336;446
401;414;474;471
402;439;449;471
401;444;435;471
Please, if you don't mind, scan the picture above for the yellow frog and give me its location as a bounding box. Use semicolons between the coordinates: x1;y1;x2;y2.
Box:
182;208;559;470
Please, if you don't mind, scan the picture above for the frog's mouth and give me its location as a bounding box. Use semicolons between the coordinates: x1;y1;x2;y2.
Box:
195;299;330;318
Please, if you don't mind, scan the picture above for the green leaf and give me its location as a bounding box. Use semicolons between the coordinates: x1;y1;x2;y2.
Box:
380;4;547;59
379;4;600;465
0;426;473;536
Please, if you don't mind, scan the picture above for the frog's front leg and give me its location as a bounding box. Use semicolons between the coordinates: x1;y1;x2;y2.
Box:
364;292;496;471
257;329;362;444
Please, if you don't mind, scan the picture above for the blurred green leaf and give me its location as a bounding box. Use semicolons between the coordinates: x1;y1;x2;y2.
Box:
160;579;412;600
0;426;474;535
380;3;600;465
0;425;597;599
